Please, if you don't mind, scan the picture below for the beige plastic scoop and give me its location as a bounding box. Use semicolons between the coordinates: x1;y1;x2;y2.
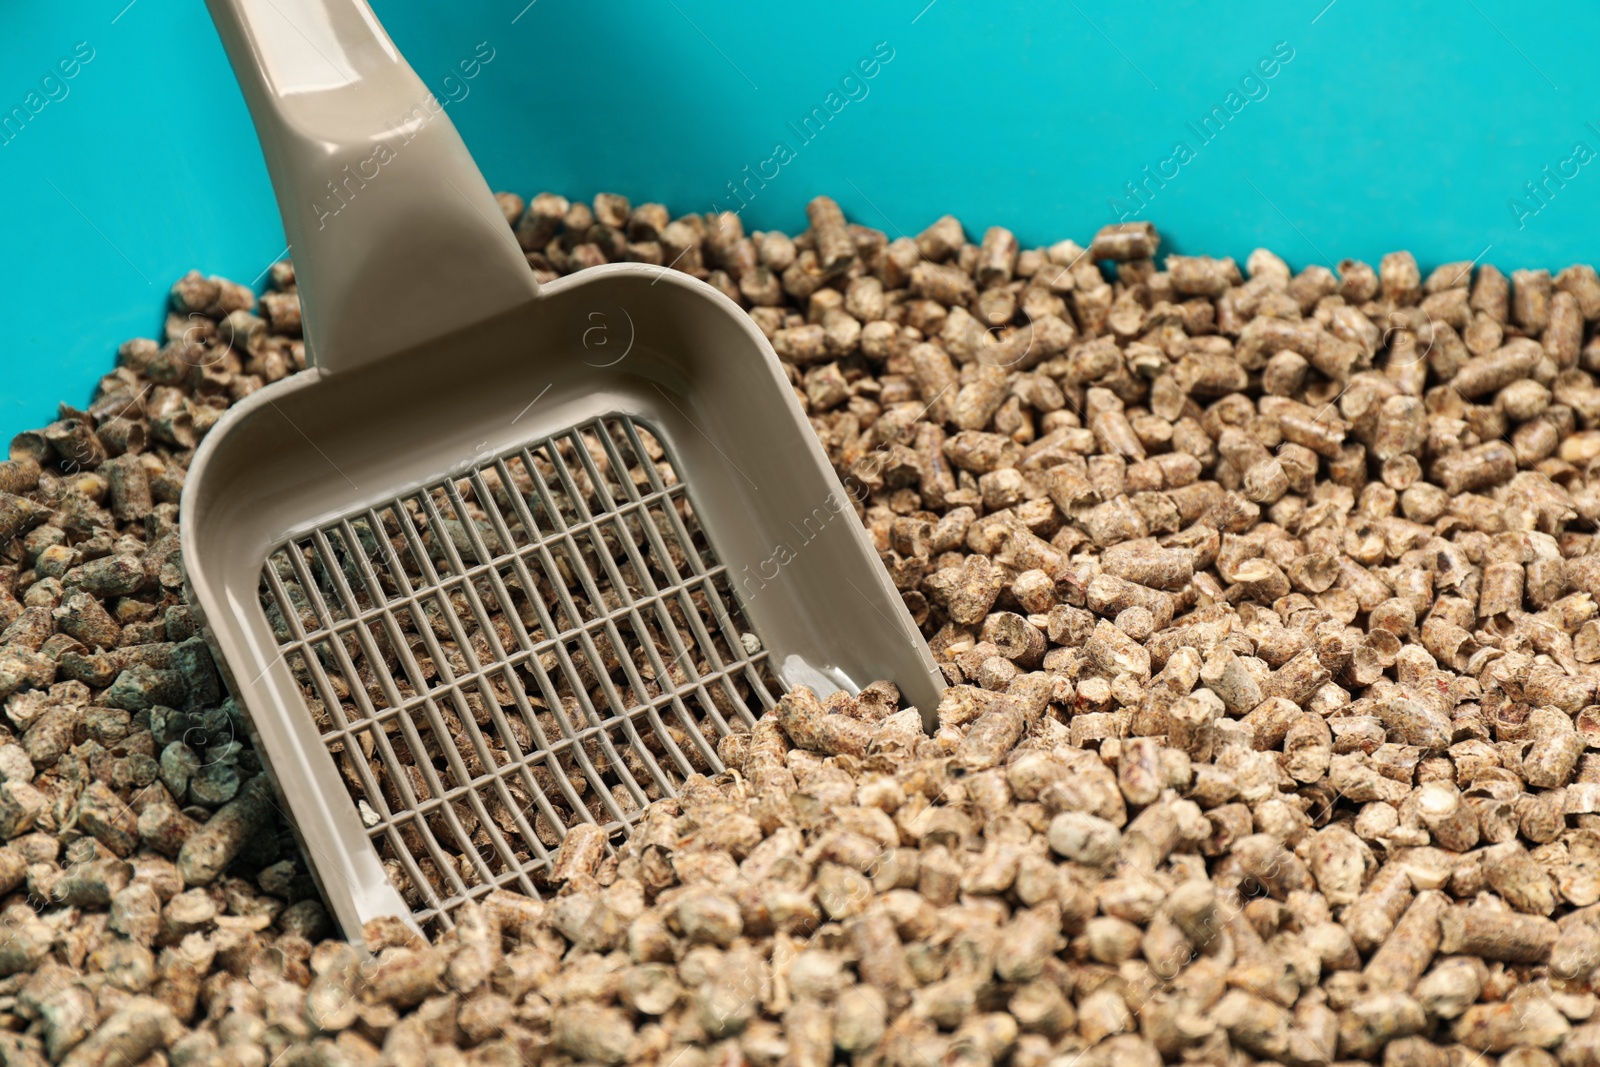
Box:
184;0;943;939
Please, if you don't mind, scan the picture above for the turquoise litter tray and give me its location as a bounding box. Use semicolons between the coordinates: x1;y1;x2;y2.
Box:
3;0;1596;443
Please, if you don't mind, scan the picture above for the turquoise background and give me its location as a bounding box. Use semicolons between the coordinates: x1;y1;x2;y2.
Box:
2;0;1595;443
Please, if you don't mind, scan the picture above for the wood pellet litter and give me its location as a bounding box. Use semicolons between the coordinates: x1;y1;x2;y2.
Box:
5;192;1600;1067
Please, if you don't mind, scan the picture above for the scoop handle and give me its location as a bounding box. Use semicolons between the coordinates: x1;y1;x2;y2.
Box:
206;0;540;375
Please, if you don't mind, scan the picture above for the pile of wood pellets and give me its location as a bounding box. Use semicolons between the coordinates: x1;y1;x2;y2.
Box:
5;189;1600;1067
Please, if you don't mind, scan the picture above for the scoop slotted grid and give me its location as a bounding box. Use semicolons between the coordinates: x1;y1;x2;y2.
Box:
256;414;780;928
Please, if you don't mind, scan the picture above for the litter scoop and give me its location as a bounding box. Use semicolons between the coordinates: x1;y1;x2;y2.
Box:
184;0;945;939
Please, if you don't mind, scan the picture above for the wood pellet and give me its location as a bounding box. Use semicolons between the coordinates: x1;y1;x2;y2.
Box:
5;191;1600;1064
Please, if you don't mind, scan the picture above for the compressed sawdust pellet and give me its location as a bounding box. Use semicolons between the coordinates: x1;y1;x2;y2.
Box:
9;193;1600;1063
